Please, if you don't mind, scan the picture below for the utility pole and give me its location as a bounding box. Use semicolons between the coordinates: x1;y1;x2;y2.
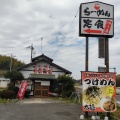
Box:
10;54;16;71
26;43;34;62
41;37;43;54
31;43;33;62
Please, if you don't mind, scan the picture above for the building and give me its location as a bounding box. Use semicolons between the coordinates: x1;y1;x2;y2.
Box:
0;77;10;88
17;54;72;98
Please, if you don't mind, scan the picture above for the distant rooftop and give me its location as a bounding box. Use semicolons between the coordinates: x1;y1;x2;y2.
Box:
32;54;53;62
17;54;72;75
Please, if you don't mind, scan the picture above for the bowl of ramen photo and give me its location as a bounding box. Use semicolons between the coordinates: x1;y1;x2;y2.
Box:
83;86;103;107
100;97;116;112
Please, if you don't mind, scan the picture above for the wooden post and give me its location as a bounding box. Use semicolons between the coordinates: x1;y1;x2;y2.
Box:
105;38;109;72
85;37;89;118
105;38;111;120
85;37;89;71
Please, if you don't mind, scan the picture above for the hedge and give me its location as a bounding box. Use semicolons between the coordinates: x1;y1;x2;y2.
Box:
0;90;15;99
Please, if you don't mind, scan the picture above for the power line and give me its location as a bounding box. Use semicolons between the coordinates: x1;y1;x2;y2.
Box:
52;8;79;57
61;8;79;41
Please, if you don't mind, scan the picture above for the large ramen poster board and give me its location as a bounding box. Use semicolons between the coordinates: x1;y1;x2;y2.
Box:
81;71;116;112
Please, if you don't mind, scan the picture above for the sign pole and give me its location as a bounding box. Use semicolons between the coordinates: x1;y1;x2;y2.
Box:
105;38;109;72
85;36;89;117
85;37;89;71
105;38;111;120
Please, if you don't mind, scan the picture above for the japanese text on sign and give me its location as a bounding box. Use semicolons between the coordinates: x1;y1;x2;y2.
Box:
79;1;114;37
81;72;116;112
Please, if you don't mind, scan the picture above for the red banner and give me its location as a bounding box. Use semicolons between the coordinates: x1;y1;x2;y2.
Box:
18;81;28;100
33;64;52;74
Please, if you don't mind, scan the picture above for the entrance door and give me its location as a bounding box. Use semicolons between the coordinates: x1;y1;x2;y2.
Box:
34;82;41;97
41;86;49;97
34;82;49;97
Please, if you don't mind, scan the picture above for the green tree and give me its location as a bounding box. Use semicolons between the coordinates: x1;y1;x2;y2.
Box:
57;75;75;97
0;55;25;70
116;74;120;87
4;70;24;83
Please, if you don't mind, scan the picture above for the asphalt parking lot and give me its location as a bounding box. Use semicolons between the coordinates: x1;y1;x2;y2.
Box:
0;99;82;120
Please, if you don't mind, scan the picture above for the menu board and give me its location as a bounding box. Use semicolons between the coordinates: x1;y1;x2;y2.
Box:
81;71;116;112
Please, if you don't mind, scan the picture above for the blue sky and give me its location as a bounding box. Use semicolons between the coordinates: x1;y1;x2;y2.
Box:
0;0;120;79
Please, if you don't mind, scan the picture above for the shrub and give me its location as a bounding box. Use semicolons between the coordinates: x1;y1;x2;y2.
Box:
0;90;15;99
116;74;120;87
7;83;19;95
13;87;19;95
54;88;59;93
57;75;75;98
0;91;2;98
4;70;24;83
7;82;15;91
62;90;73;98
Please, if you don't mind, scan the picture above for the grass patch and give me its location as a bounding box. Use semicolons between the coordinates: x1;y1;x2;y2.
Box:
0;99;12;104
0;98;18;104
51;96;81;104
75;83;81;86
0;88;7;91
62;97;81;104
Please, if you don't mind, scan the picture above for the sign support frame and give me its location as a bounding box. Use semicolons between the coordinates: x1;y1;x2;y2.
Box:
105;38;111;120
85;37;89;118
79;2;114;119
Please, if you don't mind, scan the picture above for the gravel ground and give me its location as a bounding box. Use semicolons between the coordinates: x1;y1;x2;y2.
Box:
17;97;66;104
0;98;83;120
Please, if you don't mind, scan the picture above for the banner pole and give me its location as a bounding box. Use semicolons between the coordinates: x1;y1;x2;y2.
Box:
85;37;88;71
105;38;111;120
85;36;89;118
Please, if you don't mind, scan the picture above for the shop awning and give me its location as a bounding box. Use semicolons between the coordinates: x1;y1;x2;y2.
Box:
29;74;56;80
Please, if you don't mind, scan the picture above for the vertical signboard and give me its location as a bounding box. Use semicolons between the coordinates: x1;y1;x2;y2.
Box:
79;1;114;38
18;80;28;100
82;71;116;112
98;37;105;58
